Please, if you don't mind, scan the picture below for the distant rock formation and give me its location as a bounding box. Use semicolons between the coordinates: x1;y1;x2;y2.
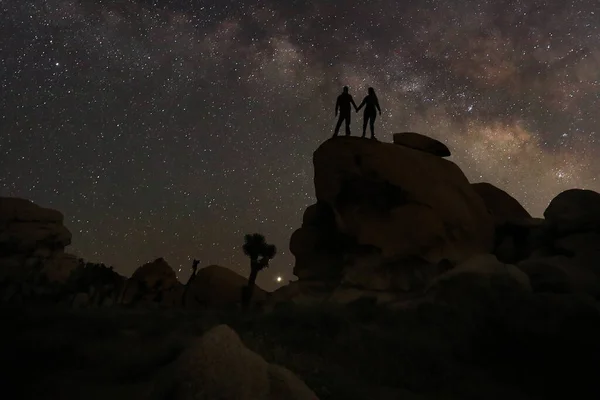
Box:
183;265;267;309
168;324;319;400
121;257;184;306
0;197;78;303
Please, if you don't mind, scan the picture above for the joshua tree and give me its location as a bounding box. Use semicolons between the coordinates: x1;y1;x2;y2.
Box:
241;233;277;309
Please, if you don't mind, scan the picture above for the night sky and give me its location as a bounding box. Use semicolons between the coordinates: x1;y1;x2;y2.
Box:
1;0;599;290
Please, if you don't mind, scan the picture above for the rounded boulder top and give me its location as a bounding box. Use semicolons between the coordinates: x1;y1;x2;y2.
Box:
392;132;451;157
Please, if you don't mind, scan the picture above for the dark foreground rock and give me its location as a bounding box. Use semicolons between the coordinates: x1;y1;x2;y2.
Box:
2;299;599;400
169;324;318;400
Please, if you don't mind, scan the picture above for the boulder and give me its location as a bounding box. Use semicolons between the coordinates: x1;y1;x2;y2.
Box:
312;137;494;264
183;265;267;309
301;202;337;228
553;233;600;275
0;198;75;303
517;257;600;296
0;198;71;255
472;182;531;225
492;218;544;264
341;254;440;292
392;132;451;157
0;197;64;223
544;189;600;236
267;281;337;308
169;324;319;400
122;258;182;305
427;254;531;305
0;221;71;253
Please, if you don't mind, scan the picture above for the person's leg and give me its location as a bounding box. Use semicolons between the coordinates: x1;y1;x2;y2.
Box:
370;113;377;138
345;113;351;136
362;111;368;137
333;115;344;137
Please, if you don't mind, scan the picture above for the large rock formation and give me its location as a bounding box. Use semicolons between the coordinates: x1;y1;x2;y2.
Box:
0;197;78;302
169;324;319;400
313;137;494;262
289;136;495;299
183;265;267;309
280;136;600;308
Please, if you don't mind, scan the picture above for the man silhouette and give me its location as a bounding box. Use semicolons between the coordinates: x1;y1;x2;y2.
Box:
333;86;358;137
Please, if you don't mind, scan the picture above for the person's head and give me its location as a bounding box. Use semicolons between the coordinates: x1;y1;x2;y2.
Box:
368;87;375;96
343;86;349;94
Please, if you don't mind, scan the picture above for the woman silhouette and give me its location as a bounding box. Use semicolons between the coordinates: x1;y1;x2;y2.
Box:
356;87;382;139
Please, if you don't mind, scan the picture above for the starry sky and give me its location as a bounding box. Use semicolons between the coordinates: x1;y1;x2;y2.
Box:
1;0;599;290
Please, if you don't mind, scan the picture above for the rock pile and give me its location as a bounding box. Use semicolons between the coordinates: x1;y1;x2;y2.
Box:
169;324;319;400
277;135;600;307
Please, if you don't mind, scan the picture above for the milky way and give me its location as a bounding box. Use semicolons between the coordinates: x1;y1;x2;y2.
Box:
1;0;599;290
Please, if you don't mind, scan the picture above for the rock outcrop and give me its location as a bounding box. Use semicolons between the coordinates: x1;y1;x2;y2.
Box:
280;135;600;308
169;324;319;400
0;197;78;302
183;265;267;309
121;258;184;306
312;137;494;262
288;136;495;302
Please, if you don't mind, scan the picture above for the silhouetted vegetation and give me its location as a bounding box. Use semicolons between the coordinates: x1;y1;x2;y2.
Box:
241;233;277;310
66;259;124;306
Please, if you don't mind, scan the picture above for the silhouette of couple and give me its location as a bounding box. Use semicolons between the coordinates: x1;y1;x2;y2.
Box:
333;86;381;140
